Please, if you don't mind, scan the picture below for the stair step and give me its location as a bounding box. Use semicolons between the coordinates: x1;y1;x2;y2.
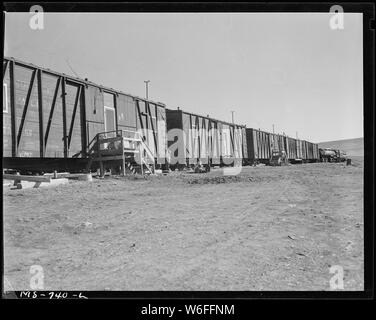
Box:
123;149;139;153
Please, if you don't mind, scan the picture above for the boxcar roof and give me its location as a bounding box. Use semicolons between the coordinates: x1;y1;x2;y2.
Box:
4;56;166;108
166;108;246;128
246;127;273;136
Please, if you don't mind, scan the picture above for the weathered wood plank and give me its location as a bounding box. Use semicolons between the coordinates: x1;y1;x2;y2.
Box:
44;76;62;148
37;69;45;157
61;78;68;158
92;155;127;162
3;174;51;183
17;69;37;148
67;85;81;148
9;60;17;157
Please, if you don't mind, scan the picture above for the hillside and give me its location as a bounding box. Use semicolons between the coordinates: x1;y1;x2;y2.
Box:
318;137;363;157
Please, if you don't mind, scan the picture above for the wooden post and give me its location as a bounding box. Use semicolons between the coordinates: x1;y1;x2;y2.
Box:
61;77;68;158
67;85;81;148
17;69;37;149
140;143;144;175
13;172;21;187
44;77;61;149
37;69;45;157
9;60;17;157
121;137;126;176
100;161;104;177
97;135;104;177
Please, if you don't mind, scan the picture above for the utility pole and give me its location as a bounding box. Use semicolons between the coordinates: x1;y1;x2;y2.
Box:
272;124;275;134
296;131;298;139
144;80;150;100
231;111;235;124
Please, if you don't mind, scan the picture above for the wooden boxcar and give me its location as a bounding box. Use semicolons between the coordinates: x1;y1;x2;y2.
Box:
291;140;319;163
245;128;273;165
245;131;319;165
306;141;319;162
3;57;168;172
312;143;319;162
286;136;298;160
295;139;303;160
166;108;246;167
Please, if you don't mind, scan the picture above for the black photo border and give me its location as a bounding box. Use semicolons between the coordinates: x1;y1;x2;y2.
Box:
1;1;374;302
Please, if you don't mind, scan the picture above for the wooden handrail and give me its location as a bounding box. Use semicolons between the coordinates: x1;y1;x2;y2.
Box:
87;129;156;175
140;138;155;162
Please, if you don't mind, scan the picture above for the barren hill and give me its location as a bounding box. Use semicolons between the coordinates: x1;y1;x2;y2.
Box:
318;137;363;157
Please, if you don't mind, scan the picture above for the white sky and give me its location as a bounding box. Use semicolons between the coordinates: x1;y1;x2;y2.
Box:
4;12;363;142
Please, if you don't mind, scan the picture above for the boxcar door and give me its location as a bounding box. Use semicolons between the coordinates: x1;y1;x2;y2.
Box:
104;106;116;134
103;92;116;137
103;93;116;149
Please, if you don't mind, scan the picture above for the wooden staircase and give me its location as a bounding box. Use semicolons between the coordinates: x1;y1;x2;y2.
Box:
86;129;155;176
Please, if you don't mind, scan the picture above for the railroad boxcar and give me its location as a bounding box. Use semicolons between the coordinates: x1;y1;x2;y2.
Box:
296;139;303;161
302;140;307;161
269;133;278;152
299;140;316;163
244;131;319;165
166;108;246;168
245;128;272;165
218;120;246;166
286;136;298;161
313;143;318;160
279;134;288;153
270;133;288;153
3;57;168;172
245;128;257;165
306;141;319;162
306;141;313;161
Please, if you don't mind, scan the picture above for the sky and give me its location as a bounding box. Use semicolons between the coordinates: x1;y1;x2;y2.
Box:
4;12;363;143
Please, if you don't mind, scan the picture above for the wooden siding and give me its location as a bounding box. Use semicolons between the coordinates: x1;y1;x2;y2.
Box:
3;57;168;169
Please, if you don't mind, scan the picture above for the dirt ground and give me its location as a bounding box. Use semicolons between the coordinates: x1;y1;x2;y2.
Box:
3;158;364;291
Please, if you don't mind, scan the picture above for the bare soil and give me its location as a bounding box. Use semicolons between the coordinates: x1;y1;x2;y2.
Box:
3;160;364;291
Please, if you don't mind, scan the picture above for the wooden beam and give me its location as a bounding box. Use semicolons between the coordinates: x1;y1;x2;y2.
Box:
9;60;17;157
92;155;129;162
136;100;146;141
80;85;87;156
67;85;82;148
3;174;51;183
201;117;206;160
230;126;234;155
17;68;37;147
121;137;126;176
44;77;61;147
37;69;44;157
114;93;118;131
147;102;158;152
3;60;8;80
196;116;200;159
61;77;68;158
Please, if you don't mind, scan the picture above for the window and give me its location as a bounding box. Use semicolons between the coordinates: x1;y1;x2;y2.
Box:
3;83;8;113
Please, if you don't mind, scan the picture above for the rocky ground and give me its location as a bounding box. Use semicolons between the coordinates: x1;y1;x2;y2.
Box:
3;158;364;291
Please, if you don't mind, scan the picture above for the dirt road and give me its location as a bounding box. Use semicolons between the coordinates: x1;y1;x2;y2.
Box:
3;160;364;291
